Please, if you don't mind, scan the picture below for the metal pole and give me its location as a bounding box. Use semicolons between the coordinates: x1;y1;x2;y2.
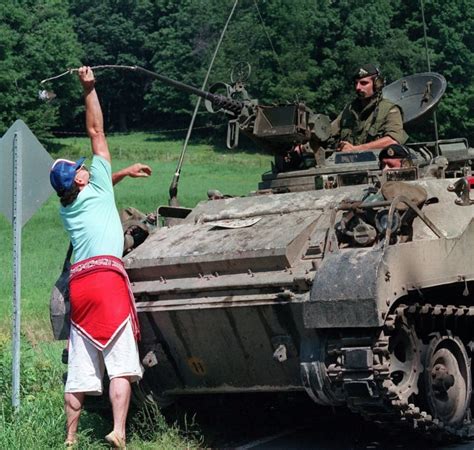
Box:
169;0;240;206
11;131;22;410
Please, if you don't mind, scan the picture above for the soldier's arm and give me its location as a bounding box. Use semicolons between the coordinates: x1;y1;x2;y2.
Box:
340;136;398;152
79;66;111;163
381;105;408;145
340;106;406;152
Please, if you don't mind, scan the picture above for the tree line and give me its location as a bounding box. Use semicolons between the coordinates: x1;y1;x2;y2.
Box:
1;0;473;144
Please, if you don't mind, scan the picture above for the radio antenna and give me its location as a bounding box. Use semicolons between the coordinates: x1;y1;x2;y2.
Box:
168;0;239;209
420;0;440;155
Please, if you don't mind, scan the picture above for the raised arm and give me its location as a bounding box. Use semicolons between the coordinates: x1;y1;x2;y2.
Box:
78;66;111;162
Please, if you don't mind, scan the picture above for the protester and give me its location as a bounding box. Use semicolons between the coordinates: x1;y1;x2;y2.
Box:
50;66;151;448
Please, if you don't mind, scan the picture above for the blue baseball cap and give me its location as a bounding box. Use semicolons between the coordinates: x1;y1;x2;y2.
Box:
50;157;86;194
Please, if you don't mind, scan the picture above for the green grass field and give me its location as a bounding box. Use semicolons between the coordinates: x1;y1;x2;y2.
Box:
0;132;272;448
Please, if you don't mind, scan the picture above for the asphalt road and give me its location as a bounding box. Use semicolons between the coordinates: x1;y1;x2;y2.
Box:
234;424;474;450
164;393;474;450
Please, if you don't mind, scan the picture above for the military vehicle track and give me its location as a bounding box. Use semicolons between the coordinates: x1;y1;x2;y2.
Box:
328;303;474;442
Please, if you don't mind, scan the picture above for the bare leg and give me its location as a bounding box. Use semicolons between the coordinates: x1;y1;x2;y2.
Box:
64;392;85;443
109;376;131;444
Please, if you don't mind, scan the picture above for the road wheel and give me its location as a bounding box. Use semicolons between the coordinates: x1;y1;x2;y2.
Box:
387;319;423;402
422;333;472;426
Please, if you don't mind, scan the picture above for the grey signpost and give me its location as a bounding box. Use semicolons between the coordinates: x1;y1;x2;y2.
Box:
0;120;54;410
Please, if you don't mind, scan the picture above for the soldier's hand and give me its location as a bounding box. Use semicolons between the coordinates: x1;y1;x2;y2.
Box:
78;66;95;90
338;141;356;152
127;163;152;178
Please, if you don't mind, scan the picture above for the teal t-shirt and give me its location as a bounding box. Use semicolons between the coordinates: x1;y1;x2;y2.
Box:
60;155;124;263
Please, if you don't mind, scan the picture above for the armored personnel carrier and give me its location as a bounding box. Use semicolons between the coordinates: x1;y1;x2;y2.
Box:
116;71;474;440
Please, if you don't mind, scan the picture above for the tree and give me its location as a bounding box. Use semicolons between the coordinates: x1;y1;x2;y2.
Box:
416;0;474;140
138;0;474;142
0;0;82;137
69;0;155;131
6;0;469;141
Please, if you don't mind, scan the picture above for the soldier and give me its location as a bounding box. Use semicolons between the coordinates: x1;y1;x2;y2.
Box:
331;64;408;152
378;143;414;171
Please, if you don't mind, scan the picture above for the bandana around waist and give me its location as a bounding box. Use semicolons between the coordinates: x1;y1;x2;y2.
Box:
69;255;140;350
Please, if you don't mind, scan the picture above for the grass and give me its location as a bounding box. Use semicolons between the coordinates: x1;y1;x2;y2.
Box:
0;335;201;449
0;132;272;448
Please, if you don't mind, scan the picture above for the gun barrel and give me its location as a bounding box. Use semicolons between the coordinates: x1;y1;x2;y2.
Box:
135;66;244;115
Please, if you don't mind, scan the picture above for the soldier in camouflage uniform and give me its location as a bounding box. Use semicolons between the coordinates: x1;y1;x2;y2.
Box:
331;64;407;152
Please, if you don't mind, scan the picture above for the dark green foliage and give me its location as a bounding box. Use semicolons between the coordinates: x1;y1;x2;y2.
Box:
1;0;474;142
419;0;474;138
69;0;155;131
0;0;82;137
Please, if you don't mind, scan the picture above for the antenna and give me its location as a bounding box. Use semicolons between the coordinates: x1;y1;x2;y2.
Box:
168;0;240;209
420;0;440;155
